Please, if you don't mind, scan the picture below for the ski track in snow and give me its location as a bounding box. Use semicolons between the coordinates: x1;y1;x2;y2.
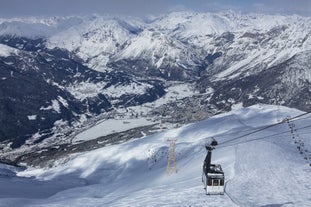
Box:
0;105;310;207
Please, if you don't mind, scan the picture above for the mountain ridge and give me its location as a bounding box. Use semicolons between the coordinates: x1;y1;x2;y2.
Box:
0;11;310;165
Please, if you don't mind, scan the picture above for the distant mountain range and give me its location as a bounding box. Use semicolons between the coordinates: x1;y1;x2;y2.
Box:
0;12;310;163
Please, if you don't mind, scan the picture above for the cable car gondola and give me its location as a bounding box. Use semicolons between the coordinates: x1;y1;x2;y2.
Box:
202;138;225;195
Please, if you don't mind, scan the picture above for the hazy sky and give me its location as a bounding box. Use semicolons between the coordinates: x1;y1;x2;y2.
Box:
1;0;310;17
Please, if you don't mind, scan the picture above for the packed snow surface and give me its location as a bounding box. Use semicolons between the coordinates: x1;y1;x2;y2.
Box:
0;104;310;207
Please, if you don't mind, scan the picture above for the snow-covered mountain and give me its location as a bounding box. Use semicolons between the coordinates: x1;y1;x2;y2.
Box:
46;12;311;79
0;37;165;150
0;105;310;206
0;11;310;165
47;16;143;72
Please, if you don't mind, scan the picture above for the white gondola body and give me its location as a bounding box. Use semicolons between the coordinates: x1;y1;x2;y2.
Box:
202;164;225;195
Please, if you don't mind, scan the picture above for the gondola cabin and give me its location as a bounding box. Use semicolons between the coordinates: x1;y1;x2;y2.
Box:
202;139;225;195
202;164;225;195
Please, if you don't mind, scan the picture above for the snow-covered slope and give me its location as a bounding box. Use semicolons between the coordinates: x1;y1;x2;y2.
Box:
0;44;18;57
154;12;311;81
47;16;143;71
0;105;310;206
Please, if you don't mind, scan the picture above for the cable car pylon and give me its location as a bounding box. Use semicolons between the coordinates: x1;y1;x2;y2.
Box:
166;138;177;175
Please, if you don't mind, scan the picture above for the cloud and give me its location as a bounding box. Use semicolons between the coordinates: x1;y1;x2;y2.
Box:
256;0;311;15
195;0;311;15
185;0;311;16
0;0;173;17
0;0;310;17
